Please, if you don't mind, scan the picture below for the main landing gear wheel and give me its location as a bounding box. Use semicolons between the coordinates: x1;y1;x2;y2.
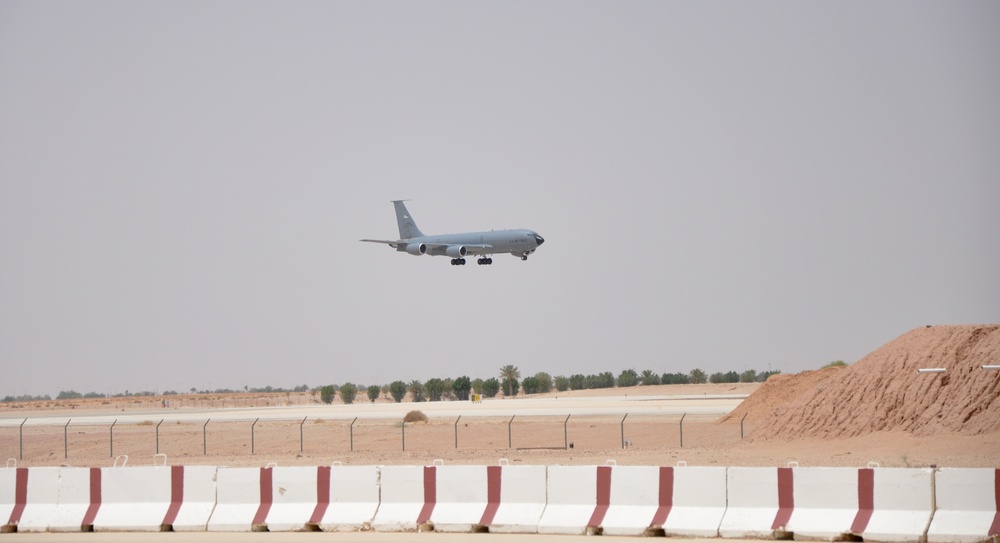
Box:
450;258;467;265
477;257;493;265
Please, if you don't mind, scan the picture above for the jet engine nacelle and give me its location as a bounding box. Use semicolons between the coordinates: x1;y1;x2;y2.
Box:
405;243;427;256
445;245;467;258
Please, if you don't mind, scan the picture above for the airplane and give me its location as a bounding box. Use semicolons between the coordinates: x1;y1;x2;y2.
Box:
361;200;545;266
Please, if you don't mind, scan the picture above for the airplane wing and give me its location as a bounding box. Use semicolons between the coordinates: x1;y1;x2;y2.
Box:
360;239;402;248
424;243;494;256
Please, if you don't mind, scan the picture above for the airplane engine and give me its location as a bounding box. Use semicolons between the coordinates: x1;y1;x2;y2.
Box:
405;243;427;256
445;245;467;258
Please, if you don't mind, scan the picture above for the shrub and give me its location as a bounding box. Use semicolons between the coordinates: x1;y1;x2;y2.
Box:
408;380;425;402
320;385;336;404
389;381;407;403
554;375;570;392
425;378;445;402
481;378;500;398
403;410;428;423
340;383;358;404
452;376;472;401
367;385;380;402
533;372;553;393
617;369;639;387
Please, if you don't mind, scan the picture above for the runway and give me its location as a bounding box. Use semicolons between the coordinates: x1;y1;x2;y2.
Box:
0;393;747;427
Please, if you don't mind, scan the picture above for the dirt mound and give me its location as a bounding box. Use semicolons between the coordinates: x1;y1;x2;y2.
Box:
743;325;1000;441
718;367;842;425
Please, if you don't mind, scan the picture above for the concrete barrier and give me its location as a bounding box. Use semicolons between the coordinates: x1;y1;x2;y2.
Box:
264;465;380;532
537;465;606;534
92;466;172;531
480;465;547;534
927;468;1000;543
207;467;271;531
372;465;434;531
718;467;786;539
601;465;727;537
259;466;322;532
427;465;489;532
89;465;216;532
167;465;218;532
16;467;100;532
782;467;932;542
310;465;380;532
1;467;27;532
850;467;933;542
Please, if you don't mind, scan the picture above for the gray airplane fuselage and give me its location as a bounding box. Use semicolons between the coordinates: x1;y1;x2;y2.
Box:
401;229;541;257
361;200;544;264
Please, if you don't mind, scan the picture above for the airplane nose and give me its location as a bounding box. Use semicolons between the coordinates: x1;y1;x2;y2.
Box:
535;234;545;246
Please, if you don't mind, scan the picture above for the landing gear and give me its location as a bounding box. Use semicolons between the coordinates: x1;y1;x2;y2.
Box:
521;254;528;261
477;257;493;265
450;258;467;265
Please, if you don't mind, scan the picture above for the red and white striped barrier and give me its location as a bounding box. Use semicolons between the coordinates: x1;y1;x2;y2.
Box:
91;465;216;532
207;467;270;531
425;465;489;532
15;467;99;532
927;468;1000;543
428;464;547;533
601;465;727;537
720;467;796;538
720;466;933;541
372;465;435;531
477;464;547;534
537;465;607;534
784;467;932;542
262;465;379;531
91;466;175;531
309;465;380;532
1;467;27;532
262;466;326;532
165;465;218;532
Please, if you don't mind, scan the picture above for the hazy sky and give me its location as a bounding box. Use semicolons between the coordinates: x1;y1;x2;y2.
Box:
2;2;998;397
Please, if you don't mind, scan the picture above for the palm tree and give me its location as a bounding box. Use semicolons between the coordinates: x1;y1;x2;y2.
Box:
499;365;521;398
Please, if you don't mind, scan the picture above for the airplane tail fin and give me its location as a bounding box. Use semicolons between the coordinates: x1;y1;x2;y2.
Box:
392;200;424;239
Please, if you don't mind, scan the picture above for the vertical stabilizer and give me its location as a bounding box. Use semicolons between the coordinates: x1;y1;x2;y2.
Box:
392;200;424;239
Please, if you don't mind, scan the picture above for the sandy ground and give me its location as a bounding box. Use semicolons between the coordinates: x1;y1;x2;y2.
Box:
2;382;996;469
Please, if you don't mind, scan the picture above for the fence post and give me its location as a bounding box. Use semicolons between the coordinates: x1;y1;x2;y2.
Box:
110;419;117;458
454;415;461;449
564;414;571;449
156;419;163;454
299;416;307;453
620;413;629;449
19;418;26;461
350;417;357;452
64;419;71;459
508;415;515;449
679;413;686;448
203;418;210;455
740;412;748;439
251;418;259;454
401;421;406;451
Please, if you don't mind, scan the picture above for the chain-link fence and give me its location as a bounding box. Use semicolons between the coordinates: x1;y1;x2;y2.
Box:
0;413;752;465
